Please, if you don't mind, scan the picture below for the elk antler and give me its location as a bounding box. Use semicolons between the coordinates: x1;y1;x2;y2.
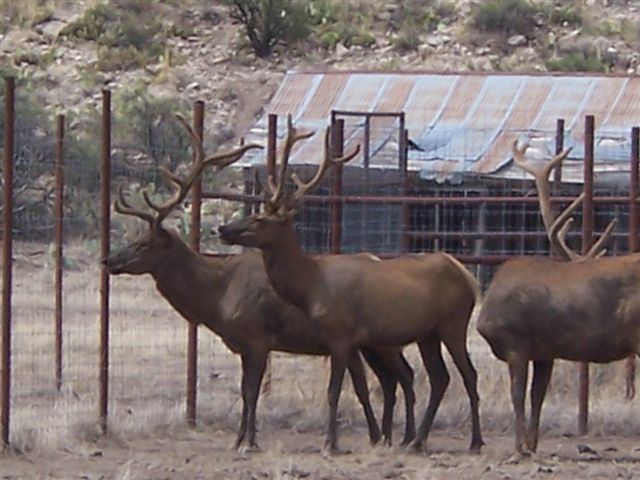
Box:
264;114;314;206
512;140;617;261
115;113;263;227
290;125;360;201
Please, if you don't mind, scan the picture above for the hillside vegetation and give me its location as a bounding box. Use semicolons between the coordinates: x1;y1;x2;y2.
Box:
1;0;639;237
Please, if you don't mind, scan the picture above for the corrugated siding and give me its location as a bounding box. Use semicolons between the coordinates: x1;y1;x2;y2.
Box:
238;71;640;181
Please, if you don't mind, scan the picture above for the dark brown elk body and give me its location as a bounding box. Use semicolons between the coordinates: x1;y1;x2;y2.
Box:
219;116;484;454
104;114;416;449
477;141;640;455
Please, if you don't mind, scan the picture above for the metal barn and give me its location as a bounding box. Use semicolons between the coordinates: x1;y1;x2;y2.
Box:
231;71;640;282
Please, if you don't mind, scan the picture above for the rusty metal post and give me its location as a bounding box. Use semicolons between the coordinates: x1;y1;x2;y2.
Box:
626;126;639;400
1;76;15;447
99;89;111;433
243;167;253;216
54;114;65;391
363;116;371;192
553;119;565;197
330;119;345;254
267;114;277;179
579;114;595;435
260;113;278;396
399;118;410;253
550;119;565;255
186;101;204;425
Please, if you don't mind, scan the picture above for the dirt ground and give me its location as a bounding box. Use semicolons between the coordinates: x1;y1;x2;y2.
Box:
2;427;639;480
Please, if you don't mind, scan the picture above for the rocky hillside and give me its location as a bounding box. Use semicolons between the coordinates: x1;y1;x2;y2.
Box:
2;0;639;145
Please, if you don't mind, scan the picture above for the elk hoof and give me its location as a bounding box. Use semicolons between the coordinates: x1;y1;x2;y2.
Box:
238;443;262;454
400;430;416;447
469;438;485;454
409;440;428;455
322;443;351;457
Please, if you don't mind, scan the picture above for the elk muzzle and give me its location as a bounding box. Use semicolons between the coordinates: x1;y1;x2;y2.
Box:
218;217;258;247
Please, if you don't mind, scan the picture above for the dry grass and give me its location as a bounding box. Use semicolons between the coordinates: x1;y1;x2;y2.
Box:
2;241;638;455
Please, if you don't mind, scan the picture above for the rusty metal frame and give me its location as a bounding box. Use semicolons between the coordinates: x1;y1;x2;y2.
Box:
1;76;15;447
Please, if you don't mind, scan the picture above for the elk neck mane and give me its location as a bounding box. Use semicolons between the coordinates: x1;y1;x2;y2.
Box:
260;218;322;316
152;232;240;327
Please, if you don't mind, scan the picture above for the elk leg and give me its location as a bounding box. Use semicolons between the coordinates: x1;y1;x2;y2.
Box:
394;352;416;447
347;350;382;445
325;346;350;454
238;352;268;450
412;333;450;453
526;359;553;452
235;354;251;449
507;353;530;456
442;337;483;453
364;348;416;446
235;400;248;449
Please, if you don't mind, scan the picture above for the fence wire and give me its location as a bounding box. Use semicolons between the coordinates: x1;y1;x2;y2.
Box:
1;96;638;448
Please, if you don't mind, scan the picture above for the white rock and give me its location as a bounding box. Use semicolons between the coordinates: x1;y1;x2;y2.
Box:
507;34;527;47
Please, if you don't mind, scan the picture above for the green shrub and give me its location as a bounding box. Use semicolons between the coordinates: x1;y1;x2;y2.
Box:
393;18;423;53
225;0;312;58
471;0;541;38
113;81;191;180
546;52;608;73
60;2;165;71
547;4;583;27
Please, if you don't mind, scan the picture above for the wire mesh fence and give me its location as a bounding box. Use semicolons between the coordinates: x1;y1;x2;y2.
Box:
1;81;638;449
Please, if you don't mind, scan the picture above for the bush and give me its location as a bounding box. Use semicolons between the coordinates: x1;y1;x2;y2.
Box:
113;81;191;184
547;4;583;27
60;2;165;71
546;52;608;73
225;0;312;58
471;0;541;38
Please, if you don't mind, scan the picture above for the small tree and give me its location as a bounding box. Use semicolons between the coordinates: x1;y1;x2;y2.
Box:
225;0;310;57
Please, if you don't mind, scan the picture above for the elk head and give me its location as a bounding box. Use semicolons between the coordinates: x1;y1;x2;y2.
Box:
218;114;359;248
511;140;617;261
103;114;262;275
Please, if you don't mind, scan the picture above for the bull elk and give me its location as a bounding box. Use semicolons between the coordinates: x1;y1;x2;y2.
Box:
103;114;417;449
218;115;484;454
477;141;640;456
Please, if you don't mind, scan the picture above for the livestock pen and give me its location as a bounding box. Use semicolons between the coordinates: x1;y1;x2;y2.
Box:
1;77;638;474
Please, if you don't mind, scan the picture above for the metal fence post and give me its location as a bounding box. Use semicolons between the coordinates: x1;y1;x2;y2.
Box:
330;119;344;254
579;114;595;435
99;89;112;433
400;122;410;253
626;126;639;400
186;100;204;425
1;76;15;447
54;114;65;392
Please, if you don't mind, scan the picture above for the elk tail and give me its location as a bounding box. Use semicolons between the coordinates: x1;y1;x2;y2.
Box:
440;252;483;306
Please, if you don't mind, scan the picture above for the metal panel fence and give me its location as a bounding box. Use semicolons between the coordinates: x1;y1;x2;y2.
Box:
1;78;638;448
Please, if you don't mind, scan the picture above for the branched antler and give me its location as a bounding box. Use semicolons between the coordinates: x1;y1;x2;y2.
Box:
512;140;617;261
115;113;263;227
261;114;360;213
290;125;360;201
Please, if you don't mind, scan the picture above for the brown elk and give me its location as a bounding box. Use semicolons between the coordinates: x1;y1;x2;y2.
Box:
103;114;417;449
477;141;640;456
218;115;484;454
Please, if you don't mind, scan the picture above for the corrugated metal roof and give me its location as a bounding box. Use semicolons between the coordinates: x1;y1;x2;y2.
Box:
237;71;640;183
